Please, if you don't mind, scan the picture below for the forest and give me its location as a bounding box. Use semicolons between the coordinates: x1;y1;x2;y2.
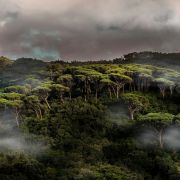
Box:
0;52;179;179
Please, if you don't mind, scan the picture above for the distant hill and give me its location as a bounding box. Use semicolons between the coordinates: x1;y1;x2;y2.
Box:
122;52;180;70
0;58;47;87
12;58;47;73
57;52;180;69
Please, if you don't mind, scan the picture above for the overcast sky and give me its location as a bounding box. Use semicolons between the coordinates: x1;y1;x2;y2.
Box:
0;0;180;60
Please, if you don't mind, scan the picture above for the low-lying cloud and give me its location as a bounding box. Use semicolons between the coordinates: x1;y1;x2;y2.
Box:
136;126;180;151
0;110;48;155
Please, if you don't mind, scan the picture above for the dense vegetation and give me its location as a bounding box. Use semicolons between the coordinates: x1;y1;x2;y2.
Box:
0;53;180;179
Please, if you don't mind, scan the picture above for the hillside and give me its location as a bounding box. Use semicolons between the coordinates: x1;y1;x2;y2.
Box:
0;57;179;179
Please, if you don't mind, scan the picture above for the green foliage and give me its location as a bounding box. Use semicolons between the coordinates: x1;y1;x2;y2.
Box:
74;164;143;179
122;92;149;109
122;92;149;120
0;92;23;100
0;153;47;180
4;85;30;94
138;112;174;123
0;93;23;109
51;84;69;92
138;112;174;132
0;59;179;179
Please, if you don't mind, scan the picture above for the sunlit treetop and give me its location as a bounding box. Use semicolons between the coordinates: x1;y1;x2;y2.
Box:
122;92;149;108
87;64;114;73
109;73;132;82
4;85;30;94
51;84;70;92
138;113;174;129
100;77;116;85
122;64;153;75
0;92;24;100
57;74;73;81
106;67;128;75
75;67;103;77
154;78;175;87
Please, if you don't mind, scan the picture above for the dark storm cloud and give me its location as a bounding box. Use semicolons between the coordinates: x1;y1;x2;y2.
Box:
0;0;180;60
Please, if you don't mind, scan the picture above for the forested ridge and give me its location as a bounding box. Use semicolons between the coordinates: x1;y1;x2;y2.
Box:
0;52;180;179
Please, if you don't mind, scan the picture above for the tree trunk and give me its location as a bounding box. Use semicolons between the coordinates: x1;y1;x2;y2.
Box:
112;86;116;97
38;107;43;120
159;129;164;149
60;93;64;103
128;106;138;120
84;80;87;100
33;108;40;119
84;95;87;101
95;89;98;102
130;111;134;120
129;108;135;120
116;86;119;99
122;85;125;94
160;88;165;98
69;91;72;100
45;97;51;109
15;108;20;127
169;86;173;95
129;83;132;92
108;87;112;99
133;83;136;91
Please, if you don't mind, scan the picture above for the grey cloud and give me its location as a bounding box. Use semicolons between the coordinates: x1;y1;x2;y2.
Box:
154;11;173;23
0;0;180;60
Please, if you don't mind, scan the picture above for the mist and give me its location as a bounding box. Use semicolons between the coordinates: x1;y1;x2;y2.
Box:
0;109;48;155
108;101;129;125
164;127;180;150
136;126;180;151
